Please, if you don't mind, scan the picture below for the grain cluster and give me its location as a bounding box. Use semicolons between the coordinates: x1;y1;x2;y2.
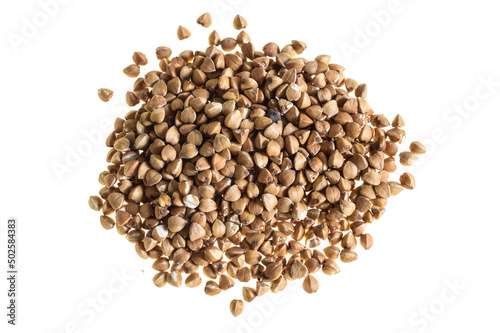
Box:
91;13;424;317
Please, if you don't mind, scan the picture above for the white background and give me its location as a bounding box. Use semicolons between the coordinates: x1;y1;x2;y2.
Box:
1;0;499;332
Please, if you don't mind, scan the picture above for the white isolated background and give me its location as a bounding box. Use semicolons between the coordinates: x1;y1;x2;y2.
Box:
0;0;499;332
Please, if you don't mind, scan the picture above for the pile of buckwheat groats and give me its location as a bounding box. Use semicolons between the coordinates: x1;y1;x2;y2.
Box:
89;13;426;317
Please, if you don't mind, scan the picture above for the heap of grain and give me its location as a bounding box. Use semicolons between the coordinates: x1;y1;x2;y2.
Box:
91;13;425;317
